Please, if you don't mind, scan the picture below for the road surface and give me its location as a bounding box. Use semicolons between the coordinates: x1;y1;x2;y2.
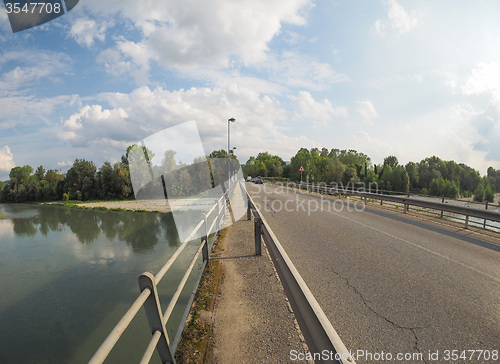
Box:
248;183;500;363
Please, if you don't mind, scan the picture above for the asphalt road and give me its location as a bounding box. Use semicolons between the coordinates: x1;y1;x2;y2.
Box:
248;183;500;363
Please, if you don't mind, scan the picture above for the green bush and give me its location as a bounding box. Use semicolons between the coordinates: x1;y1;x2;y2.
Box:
473;184;484;202
62;193;69;201
484;184;494;203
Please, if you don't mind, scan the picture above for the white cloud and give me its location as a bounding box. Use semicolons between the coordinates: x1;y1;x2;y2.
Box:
374;19;386;33
57;160;73;167
266;51;348;90
69;18;108;48
353;131;394;163
356;100;378;121
0;146;15;172
58;104;130;146
462;62;500;102
89;0;313;77
375;0;420;34
0;94;79;129
459;62;500;162
0;50;72;95
289;91;348;126
57;85;316;162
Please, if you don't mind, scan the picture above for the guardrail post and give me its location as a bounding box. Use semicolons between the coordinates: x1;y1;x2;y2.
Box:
484;201;488;228
465;215;469;229
404;203;408;214
254;216;262;256
201;214;209;263
441;197;444;218
138;272;175;364
247;195;251;220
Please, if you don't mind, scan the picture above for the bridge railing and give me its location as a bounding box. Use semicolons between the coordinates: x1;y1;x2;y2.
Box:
242;182;356;364
295;183;500;230
89;181;236;364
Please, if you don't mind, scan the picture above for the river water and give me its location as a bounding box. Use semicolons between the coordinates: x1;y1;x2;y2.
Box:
0;203;205;363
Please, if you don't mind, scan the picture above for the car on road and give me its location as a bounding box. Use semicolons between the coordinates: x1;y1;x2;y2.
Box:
255;176;263;184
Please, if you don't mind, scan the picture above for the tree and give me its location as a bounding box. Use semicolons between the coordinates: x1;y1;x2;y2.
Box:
64;159;97;200
418;157;445;189
113;162;132;198
290;148;312;181
324;158;345;184
405;162;419;191
390;165;409;193
473;183;484;202
484;184;494;203
384;155;399;169
379;165;393;190
97;161;114;199
342;165;358;185
8;165;33;201
35;165;46;181
209;149;229;159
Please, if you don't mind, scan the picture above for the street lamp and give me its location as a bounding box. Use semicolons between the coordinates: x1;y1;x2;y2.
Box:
228;117;236;190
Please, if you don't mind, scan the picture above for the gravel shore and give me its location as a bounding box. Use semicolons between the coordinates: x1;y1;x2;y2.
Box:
77;198;219;213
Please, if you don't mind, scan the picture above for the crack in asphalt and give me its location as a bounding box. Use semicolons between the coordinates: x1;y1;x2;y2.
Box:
328;266;427;362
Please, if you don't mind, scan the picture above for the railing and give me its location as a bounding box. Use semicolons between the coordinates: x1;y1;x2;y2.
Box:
243;183;356;364
89;185;234;364
294;183;500;230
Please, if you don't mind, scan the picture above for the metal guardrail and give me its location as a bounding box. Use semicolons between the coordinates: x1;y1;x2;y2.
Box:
242;183;356;364
89;185;234;364
294;183;500;230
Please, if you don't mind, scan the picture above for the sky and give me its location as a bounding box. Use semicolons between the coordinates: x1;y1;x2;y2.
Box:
1;0;500;180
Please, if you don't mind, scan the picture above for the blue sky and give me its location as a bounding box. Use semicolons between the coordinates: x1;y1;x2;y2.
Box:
1;0;500;180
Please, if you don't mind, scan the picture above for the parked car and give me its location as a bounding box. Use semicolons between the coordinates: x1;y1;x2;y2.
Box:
246;176;252;182
255;176;263;184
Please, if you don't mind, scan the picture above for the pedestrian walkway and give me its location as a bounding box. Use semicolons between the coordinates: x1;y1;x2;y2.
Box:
207;186;309;363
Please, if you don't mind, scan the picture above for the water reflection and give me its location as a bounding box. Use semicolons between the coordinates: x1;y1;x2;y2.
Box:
0;203;195;364
1;204;181;250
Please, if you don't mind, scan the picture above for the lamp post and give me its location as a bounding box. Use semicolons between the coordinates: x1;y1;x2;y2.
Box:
227;117;236;191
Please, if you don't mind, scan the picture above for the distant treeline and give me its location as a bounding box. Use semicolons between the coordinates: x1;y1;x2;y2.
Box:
0;147;237;203
242;148;500;202
0;158;132;203
1;146;498;203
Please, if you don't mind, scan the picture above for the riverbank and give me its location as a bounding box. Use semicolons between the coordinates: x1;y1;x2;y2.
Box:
44;197;219;214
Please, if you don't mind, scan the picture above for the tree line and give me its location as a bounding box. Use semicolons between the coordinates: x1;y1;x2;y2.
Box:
0;158;132;203
243;148;499;202
0;147;241;203
1;145;498;203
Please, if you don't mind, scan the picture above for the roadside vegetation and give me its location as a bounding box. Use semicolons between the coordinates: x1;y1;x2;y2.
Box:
243;148;500;203
175;229;226;363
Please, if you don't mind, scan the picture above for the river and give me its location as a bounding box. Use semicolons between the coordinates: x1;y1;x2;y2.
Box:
0;203;204;363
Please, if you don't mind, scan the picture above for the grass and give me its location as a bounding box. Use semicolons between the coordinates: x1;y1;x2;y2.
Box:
174;229;226;363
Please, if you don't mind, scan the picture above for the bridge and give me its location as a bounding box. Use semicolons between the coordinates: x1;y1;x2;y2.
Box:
246;182;500;362
90;180;500;363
